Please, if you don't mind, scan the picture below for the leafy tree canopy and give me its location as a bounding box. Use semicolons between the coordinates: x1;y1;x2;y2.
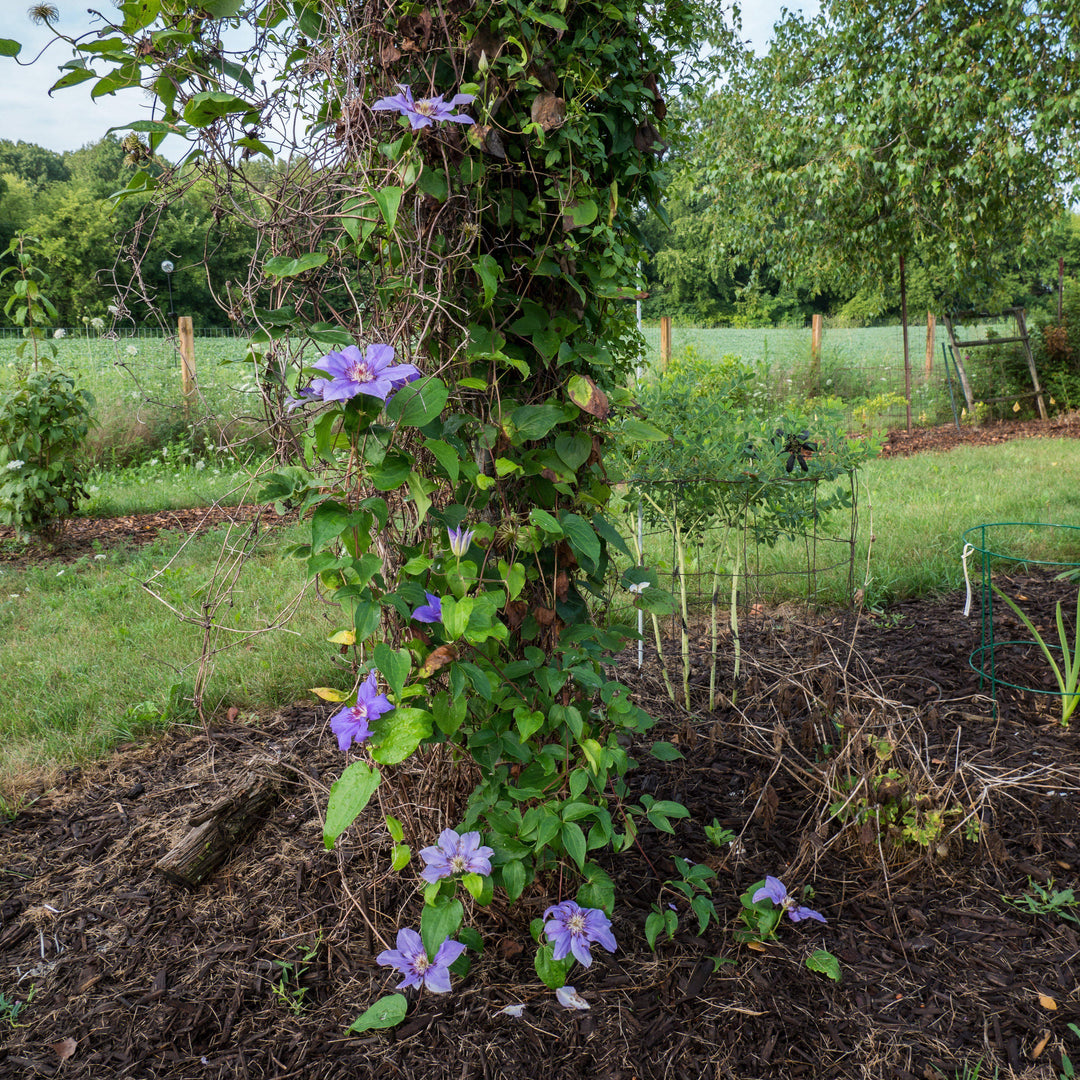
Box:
698;0;1080;308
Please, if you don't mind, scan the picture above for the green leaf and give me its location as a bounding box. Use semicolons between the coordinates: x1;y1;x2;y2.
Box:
423;438;460;483
349;993;407;1033
373;186;403;232
183;90;256;126
373;643;411;699
440;596;474;640
421;898;464;958
370;707;433;765
592;512;631;558
501;859;526;901
0;39;23;58
324;761;382;850
576;864;615;914
534;943;574;989
622;418;668;442
528;508;563;536
509;403;566;441
475;253;503;307
561;820;587;870
390;843;411;871
310;500;350;551
385;376;448;427
806;949;842;982
567;198;598;227
353;600;382;642
559;512;600;569
650;741;684;761
264;252;328;277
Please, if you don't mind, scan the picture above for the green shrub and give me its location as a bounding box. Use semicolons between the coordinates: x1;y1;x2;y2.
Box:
0;369;94;539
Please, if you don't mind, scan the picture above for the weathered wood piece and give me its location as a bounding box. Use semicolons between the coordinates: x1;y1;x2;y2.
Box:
155;760;292;889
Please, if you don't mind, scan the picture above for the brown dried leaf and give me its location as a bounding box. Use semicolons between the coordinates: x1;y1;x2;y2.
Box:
471;124;507;159
554;571;569;601
1032;1029;1052;1058
567;374;609;419
379;41;402;65
52;1038;77;1062
421;644;458;677
504;600;528;631
534;606;557;627
530;92;565;132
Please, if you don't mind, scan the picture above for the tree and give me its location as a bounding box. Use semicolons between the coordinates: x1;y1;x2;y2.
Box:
701;1;1080;308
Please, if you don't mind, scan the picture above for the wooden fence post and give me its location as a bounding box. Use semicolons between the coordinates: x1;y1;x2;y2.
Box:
811;314;822;375
660;315;671;369
178;316;195;410
925;312;936;377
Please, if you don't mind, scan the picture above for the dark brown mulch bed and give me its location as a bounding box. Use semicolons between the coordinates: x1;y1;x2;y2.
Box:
3;571;1079;1079
2;417;1080;1078
0;504;282;568
878;411;1080;457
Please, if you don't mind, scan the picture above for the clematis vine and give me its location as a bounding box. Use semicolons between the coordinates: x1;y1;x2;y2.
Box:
410;592;443;624
309;343;421;403
752;876;827;923
419;828;494;883
329;670;394;753
447;525;475;557
372;84;475;129
377;927;466;994
543;900;617;967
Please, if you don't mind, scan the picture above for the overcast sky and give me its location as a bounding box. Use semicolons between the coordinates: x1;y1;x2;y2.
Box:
0;2;819;155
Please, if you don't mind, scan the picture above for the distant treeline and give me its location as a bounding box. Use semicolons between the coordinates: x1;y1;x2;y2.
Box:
0;135;262;329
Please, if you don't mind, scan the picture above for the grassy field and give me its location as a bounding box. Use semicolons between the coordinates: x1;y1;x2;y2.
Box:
0;516;335;796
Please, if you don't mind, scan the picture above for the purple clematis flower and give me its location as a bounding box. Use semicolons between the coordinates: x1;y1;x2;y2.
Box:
372;84;476;130
376;927;466;993
555;985;590;1010
752;876;827;923
310;343;421;404
285;377;332;411
447;525;475;557
411;592;443;624
329;671;394;753
543;900;617;968
419;828;494;884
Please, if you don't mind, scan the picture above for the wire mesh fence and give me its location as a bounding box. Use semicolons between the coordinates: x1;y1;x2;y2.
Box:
0;328;260;448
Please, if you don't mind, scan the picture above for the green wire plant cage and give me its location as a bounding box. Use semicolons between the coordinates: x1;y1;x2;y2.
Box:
962;522;1080;718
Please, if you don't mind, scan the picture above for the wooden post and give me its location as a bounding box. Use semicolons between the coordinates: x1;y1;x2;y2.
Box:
178;316;196;407
900;254;912;433
810;313;822;375
925;312;936;377
659;315;671;369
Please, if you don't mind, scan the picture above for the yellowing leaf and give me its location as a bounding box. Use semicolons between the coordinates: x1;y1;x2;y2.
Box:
1012;401;1021;412
328;629;356;645
310;686;348;702
1037;993;1057;1010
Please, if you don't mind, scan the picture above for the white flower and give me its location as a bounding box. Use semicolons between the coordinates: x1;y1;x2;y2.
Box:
5;459;25;471
195;460;206;471
497;1004;526;1017
94;554;106;560
555;986;590;1010
107;304;119;315
148;458;159;467
53;328;66;339
90;317;105;330
126;345;139;356
626;581;648;595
